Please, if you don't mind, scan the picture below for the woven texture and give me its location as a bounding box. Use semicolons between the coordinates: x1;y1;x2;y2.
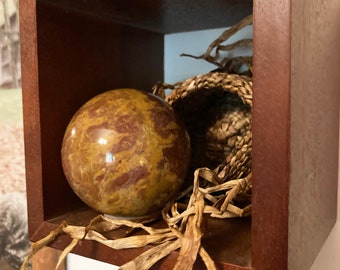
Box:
156;72;252;184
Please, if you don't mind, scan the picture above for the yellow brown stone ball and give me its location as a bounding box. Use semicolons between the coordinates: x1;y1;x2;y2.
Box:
61;89;190;217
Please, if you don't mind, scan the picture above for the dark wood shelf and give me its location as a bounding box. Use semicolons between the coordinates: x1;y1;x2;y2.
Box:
37;0;253;34
20;0;340;269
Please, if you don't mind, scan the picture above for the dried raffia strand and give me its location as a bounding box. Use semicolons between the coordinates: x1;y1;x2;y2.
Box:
199;246;217;270
20;221;67;270
203;176;248;194
220;173;251;212
64;225;175;250
201;192;219;204
173;170;206;270
217;39;253;53
180;15;253;69
56;238;79;270
120;239;181;270
197;167;223;185
164;206;197;227
100;215;170;235
81;212;162;239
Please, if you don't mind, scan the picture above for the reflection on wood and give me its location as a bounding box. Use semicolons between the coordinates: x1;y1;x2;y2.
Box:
32;247;66;270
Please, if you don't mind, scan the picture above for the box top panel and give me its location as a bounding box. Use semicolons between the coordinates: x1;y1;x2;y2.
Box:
38;0;253;34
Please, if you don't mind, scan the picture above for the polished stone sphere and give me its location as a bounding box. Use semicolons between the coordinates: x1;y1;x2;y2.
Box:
61;89;190;217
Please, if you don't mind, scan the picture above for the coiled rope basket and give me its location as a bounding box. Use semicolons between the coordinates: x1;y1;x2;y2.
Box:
154;71;252;220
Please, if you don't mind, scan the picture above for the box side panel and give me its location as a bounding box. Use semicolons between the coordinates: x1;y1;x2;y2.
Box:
289;0;340;269
19;0;45;236
252;0;291;269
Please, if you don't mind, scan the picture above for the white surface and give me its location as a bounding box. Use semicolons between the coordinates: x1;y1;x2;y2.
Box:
310;112;340;270
66;253;118;270
310;221;340;270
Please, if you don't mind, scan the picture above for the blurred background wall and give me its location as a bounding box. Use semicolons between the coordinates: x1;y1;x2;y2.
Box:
0;0;20;89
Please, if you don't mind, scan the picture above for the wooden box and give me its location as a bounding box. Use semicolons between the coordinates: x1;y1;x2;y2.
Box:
20;0;340;269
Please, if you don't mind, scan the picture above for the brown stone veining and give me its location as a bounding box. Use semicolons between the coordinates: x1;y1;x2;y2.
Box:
61;89;190;217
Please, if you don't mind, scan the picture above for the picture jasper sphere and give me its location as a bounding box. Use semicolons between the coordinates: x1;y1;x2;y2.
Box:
61;89;190;217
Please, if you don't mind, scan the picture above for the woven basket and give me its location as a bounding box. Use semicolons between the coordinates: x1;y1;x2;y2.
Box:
155;72;252;183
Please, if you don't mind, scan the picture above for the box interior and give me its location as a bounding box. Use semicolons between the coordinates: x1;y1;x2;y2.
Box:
26;0;254;268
